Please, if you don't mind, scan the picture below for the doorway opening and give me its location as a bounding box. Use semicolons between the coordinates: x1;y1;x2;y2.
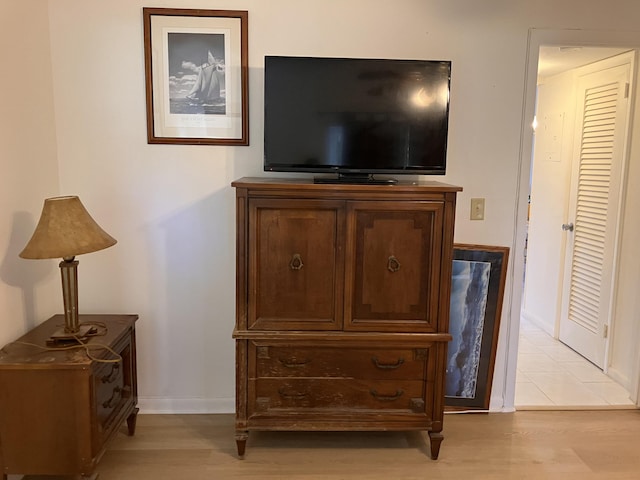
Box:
515;44;637;409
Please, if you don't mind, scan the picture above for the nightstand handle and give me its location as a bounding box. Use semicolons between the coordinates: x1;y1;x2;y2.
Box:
101;363;120;384
103;387;122;409
103;385;130;409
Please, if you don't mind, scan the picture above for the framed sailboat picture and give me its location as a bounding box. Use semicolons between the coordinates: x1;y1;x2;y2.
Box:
445;244;509;411
143;8;249;145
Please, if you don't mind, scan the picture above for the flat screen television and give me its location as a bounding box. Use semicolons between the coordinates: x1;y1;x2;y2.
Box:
264;55;451;184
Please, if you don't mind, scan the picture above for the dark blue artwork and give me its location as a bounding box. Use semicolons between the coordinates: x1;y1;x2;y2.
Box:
446;259;491;399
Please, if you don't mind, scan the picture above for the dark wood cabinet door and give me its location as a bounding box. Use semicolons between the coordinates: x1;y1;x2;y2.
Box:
345;201;444;332
248;199;345;330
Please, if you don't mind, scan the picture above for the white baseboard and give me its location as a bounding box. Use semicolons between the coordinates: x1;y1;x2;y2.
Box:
137;396;518;415
606;366;631;393
521;309;556;337
137;396;235;414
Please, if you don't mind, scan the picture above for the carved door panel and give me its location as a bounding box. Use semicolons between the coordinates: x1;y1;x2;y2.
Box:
344;201;444;332
248;198;345;330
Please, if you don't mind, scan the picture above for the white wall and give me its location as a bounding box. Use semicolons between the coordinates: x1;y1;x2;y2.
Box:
610;53;640;400
0;1;61;346
4;0;640;412
522;70;576;336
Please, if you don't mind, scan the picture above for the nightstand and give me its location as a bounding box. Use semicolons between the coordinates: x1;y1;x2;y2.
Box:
0;314;138;479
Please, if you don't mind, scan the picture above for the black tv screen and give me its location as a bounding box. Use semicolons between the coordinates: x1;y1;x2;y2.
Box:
264;56;451;182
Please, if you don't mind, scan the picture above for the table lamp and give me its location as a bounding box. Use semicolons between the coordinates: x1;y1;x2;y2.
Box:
19;196;117;342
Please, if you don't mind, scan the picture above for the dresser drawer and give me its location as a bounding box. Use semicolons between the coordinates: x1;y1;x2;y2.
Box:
250;378;429;413
251;344;430;380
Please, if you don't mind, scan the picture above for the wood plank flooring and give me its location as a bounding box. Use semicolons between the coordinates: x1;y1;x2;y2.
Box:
15;410;640;479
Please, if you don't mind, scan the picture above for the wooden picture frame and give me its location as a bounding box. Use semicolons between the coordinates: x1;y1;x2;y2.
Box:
143;8;249;145
445;244;509;410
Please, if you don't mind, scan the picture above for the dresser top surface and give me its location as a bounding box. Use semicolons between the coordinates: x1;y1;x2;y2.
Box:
232;177;462;193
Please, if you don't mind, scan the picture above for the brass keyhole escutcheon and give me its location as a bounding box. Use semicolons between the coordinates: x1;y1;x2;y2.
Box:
387;255;401;272
290;253;304;270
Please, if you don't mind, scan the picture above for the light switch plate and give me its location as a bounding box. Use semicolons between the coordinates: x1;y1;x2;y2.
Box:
470;198;485;220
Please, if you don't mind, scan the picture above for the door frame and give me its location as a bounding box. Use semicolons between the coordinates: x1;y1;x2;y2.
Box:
506;28;640;410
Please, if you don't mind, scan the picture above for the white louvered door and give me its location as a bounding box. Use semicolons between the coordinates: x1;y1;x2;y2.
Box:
559;62;631;369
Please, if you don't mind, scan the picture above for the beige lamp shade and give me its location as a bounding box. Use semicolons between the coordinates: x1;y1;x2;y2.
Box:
20;196;117;259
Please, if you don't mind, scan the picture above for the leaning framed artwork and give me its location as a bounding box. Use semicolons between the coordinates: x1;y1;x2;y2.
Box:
143;8;249;145
445;244;509;410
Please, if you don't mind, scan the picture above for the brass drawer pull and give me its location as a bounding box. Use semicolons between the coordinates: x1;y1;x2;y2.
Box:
370;389;404;401
102;385;130;409
278;388;308;399
371;356;405;369
387;255;401;272
101;363;120;384
102;387;122;409
279;358;311;368
289;253;304;270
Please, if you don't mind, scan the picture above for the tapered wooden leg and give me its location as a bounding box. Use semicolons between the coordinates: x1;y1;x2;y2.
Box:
236;431;248;457
126;407;140;436
428;431;444;459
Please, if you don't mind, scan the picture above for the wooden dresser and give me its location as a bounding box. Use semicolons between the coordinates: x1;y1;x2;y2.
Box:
0;314;138;479
232;177;460;459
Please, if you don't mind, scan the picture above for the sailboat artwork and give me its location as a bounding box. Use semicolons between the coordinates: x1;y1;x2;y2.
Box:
144;9;248;145
167;32;226;115
185;51;225;107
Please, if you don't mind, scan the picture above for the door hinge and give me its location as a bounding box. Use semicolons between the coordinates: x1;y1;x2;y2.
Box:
603;324;609;338
624;82;630;99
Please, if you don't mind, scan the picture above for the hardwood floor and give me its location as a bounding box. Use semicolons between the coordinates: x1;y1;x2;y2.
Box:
13;410;640;479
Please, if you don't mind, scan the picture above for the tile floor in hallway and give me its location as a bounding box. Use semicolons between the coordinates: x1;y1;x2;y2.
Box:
515;317;635;409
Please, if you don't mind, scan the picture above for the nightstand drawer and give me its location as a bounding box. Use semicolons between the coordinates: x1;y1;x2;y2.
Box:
250;378;429;413
252;344;429;380
94;360;126;428
92;332;135;440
